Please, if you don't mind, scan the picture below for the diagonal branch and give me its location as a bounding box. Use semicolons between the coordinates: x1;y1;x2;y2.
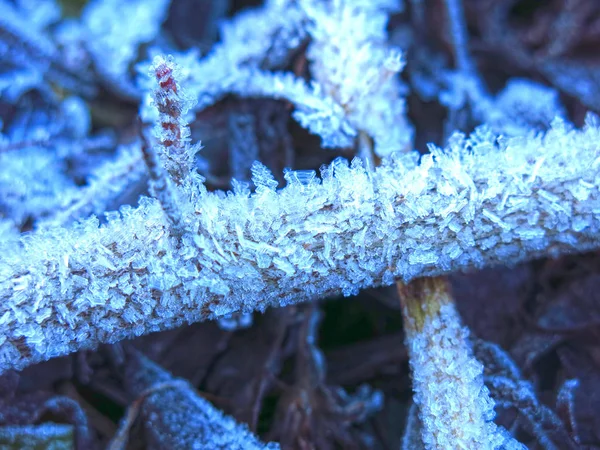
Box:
1;117;599;374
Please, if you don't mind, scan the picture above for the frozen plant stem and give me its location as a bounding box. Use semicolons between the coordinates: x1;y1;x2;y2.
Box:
1;60;600;374
397;277;525;449
150;55;199;188
142;56;202;237
140;132;185;238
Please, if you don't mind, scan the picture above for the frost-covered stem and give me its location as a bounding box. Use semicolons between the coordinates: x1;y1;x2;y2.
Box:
0;119;599;374
140;133;185;237
150;55;196;187
397;277;525;449
146;55;201;236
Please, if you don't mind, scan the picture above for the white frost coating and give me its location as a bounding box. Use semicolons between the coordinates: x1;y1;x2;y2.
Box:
1;117;600;373
405;301;526;449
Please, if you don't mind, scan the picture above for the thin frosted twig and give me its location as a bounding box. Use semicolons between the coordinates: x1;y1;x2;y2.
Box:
149;55;198;187
142;55;202;236
1;117;600;373
140;133;185;237
136;0;307;119
474;339;579;449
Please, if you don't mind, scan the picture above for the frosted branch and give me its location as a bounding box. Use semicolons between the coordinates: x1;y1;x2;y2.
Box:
1;117;600;373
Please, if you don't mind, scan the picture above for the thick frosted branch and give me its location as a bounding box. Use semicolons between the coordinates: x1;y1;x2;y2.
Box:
1;118;600;373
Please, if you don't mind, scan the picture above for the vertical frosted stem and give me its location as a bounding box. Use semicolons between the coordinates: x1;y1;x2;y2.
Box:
150;55;197;187
398;277;525;449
